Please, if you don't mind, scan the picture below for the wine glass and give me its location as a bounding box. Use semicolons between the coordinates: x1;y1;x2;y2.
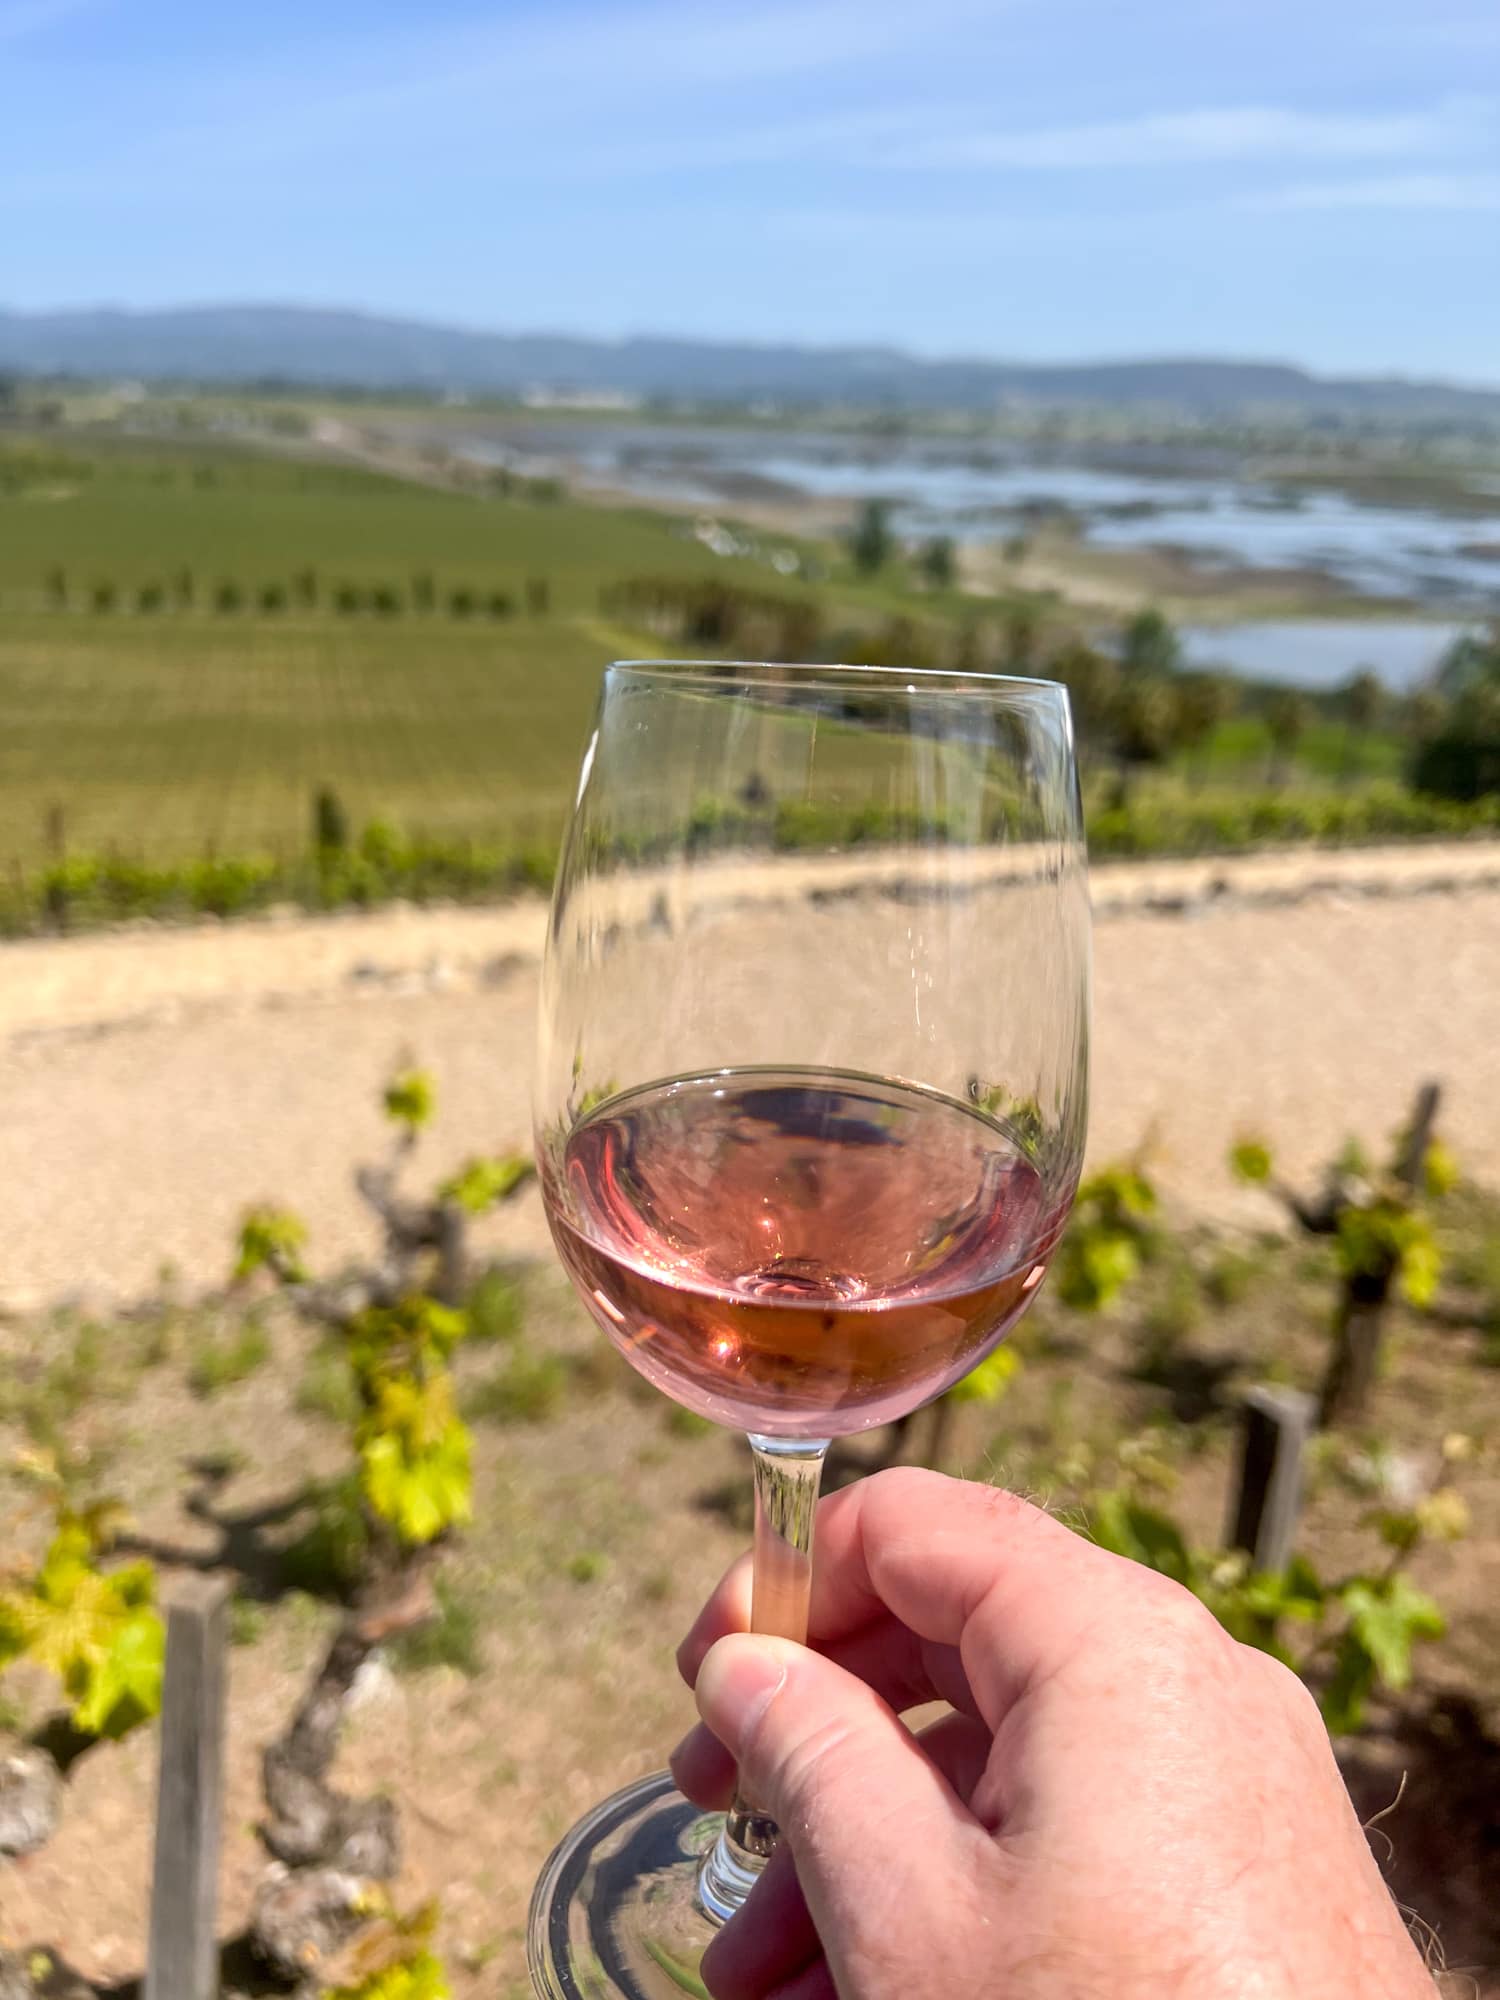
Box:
529;660;1090;2000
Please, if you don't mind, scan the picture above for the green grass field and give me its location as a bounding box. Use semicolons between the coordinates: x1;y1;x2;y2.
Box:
0;429;1430;875
0;437;829;862
0;435;736;603
0;611;630;859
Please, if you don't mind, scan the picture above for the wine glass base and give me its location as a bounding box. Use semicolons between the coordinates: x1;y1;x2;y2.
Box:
528;1771;736;2000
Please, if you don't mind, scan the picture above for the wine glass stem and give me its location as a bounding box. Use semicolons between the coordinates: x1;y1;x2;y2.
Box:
697;1432;829;1926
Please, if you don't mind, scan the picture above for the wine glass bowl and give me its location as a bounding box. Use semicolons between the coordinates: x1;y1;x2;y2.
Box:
545;1065;1069;1437
529;660;1090;1999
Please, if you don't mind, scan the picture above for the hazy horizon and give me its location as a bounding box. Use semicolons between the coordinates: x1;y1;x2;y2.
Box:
5;299;1500;395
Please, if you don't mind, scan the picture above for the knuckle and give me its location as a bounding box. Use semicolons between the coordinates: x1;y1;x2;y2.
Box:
1249;1644;1324;1728
1120;1563;1220;1642
1095;1568;1243;1695
860;1463;948;1513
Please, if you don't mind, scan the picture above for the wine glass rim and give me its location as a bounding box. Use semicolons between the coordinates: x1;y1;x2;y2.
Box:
605;659;1068;699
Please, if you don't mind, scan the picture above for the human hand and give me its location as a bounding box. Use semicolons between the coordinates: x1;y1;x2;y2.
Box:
672;1468;1434;2000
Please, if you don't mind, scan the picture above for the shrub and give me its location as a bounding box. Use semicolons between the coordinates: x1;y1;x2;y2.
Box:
90;581;117;614
259;582;288;614
136;581;165;614
1412;716;1500;802
850;498;894;575
1120;607;1181;678
485;590;514;619
214;579;243;614
448;587;476;619
315;785;351;853
599;575;825;662
1410;628;1500;800
920;537;956;589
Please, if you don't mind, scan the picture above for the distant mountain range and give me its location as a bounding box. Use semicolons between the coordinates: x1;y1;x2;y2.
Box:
3;304;1498;423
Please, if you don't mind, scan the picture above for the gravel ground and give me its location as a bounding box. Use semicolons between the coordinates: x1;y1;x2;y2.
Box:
3;842;1498;1310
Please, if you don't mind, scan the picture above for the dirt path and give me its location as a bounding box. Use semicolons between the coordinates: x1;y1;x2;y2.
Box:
3;843;1498;1309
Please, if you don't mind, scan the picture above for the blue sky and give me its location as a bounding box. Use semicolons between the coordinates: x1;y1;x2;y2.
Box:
2;0;1498;380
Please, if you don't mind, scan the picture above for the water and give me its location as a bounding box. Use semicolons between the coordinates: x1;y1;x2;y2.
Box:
1181;619;1475;692
1090;487;1500;602
453;418;1500;611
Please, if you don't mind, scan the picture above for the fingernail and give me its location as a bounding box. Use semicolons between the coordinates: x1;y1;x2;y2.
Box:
694;1635;789;1752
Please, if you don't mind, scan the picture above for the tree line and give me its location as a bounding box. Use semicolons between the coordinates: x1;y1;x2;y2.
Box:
35;567;553;620
600;571;1488;793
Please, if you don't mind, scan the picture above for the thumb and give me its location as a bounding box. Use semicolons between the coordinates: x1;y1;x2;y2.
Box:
695;1634;979;1982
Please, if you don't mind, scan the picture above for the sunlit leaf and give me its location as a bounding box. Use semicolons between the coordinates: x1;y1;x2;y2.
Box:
234;1204;309;1284
1339;1575;1444;1693
1229;1139;1273;1185
946;1346;1021;1405
1422;1140;1460;1199
384;1068;436;1133
439;1154;535;1215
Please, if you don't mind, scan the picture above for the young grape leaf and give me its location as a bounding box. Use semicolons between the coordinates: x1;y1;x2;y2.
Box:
384;1069;436;1134
234;1205;309;1284
439;1155;535;1215
1395;1228;1441;1309
1422;1139;1460;1199
326;1949;451;2000
72;1607;165;1738
1229;1139;1273;1185
1339;1576;1444;1693
946;1346;1021;1405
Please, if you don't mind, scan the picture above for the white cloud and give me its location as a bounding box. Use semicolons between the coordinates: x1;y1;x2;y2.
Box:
0;0;1003;195
1249;172;1500;210
879;103;1470;171
590;93;1498;180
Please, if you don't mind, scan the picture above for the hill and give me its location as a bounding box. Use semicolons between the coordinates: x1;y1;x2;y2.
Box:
3;304;1499;422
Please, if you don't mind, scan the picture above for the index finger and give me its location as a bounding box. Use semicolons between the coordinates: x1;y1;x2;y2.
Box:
680;1467;1120;1728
